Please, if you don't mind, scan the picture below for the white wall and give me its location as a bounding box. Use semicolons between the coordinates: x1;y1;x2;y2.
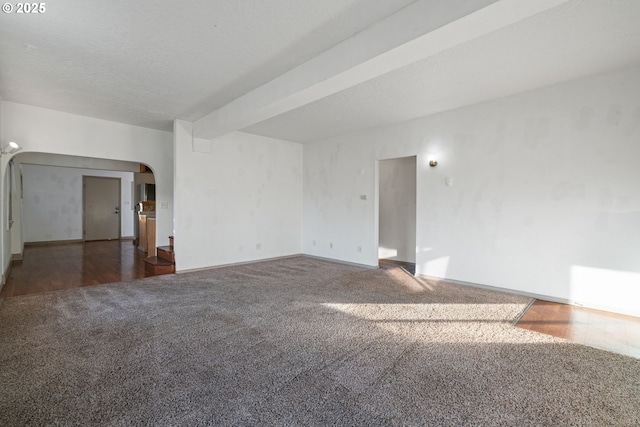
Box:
13;153;140;172
379;156;416;262
0;98;10;282
10;159;22;258
2;163;10;282
21;164;134;242
303;63;640;316
0;101;173;281
174;121;302;271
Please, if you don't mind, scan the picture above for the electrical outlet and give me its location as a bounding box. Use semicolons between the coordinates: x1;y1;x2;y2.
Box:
256;243;261;250
312;240;316;246
330;242;333;249
160;201;169;209
357;246;362;253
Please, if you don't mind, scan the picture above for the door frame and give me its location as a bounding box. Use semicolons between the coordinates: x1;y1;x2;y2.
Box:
375;155;418;266
82;175;121;241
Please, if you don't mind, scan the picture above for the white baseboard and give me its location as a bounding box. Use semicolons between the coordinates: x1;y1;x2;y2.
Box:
417;274;640;318
302;254;378;269
176;254;304;274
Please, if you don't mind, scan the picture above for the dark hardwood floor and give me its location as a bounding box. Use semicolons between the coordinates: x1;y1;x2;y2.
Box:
0;240;154;298
379;258;416;275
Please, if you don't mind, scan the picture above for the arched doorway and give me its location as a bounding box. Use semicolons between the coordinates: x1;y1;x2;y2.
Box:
0;153;159;297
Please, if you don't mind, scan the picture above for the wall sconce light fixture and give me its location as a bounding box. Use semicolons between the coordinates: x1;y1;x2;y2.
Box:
428;156;438;167
1;141;21;156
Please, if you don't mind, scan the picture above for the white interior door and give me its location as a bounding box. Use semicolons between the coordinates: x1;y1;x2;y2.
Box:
83;176;120;241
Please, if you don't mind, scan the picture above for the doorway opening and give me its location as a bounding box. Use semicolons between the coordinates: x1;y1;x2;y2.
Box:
4;154;162;295
378;156;417;275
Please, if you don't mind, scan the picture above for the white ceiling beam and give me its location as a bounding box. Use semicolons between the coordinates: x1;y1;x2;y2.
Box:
193;0;569;140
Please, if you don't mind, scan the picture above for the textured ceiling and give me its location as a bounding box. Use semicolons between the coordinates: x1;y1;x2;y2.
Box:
244;0;640;143
1;1;639;141
0;0;415;130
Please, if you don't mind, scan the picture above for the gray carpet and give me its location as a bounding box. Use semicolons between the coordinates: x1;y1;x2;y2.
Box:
0;256;638;426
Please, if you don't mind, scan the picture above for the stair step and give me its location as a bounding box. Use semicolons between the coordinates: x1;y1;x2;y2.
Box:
143;256;174;275
144;256;172;266
169;236;174;249
156;246;175;262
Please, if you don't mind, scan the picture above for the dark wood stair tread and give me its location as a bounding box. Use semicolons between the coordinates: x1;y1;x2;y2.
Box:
144;256;172;266
156;245;174;253
143;256;174;275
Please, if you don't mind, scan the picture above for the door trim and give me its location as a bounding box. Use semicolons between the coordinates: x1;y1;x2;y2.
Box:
375;155;418;266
